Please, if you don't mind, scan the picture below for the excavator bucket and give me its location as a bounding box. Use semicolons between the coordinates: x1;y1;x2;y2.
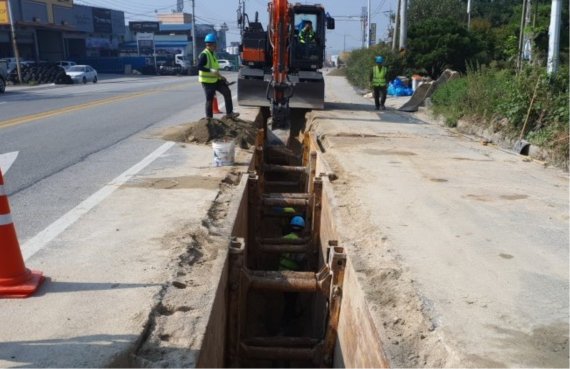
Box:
238;68;325;110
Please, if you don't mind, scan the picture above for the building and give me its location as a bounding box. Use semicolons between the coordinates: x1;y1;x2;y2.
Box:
121;13;226;62
0;0;125;61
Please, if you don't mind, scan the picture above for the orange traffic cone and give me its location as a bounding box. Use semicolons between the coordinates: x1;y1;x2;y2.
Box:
212;95;223;114
0;169;43;298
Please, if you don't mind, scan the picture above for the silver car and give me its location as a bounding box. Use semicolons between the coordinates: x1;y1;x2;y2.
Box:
66;65;98;84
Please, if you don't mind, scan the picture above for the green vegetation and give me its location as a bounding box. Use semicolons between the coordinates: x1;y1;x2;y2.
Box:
344;0;569;167
433;66;568;165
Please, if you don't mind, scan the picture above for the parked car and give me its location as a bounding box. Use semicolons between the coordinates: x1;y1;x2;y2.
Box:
0;58;36;74
57;60;77;71
66;65;98;84
218;59;234;71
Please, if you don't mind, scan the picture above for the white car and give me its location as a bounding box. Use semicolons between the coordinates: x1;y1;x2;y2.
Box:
218;59;234;71
66;65;98;84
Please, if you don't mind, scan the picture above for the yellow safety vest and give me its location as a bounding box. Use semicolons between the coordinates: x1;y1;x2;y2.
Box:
372;65;388;87
299;29;316;44
279;233;301;270
199;48;220;84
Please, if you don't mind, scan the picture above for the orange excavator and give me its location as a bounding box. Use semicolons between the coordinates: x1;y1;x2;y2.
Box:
237;0;335;129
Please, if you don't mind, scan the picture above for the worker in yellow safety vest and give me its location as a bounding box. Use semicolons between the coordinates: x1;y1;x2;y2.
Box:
279;215;306;334
299;20;316;44
370;55;388;111
279;215;305;270
198;33;239;120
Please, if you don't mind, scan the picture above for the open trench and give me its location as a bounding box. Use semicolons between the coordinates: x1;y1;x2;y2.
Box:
135;109;392;368
225;110;343;368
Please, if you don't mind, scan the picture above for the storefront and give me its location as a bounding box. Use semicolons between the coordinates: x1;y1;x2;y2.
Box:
0;0;124;61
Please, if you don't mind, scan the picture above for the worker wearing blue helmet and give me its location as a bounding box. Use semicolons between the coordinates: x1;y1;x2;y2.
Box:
197;33;239;120
370;55;388;111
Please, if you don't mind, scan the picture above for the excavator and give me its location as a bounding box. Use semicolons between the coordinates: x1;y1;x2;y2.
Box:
237;0;335;129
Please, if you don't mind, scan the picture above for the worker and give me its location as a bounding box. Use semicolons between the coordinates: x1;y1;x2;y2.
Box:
197;33;239;120
279;215;306;335
370;55;388;111
279;216;305;270
299;20;316;44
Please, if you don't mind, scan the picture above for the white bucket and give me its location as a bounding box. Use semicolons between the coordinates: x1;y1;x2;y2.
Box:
212;140;235;167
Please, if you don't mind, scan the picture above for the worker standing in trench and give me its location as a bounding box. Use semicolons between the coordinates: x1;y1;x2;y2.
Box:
278;216;306;335
197;33;240;120
370;55;389;111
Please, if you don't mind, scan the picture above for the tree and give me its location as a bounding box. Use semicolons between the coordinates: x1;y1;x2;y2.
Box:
408;0;465;24
406;18;484;76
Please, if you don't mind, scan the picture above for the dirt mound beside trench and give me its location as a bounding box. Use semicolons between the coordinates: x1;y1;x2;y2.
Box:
162;117;257;149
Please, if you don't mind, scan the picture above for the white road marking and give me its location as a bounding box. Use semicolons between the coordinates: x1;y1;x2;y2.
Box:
0;151;19;175
0;102;7;105
22;141;176;261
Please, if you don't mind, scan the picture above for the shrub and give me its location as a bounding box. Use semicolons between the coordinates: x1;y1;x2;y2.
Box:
346;45;405;90
432;65;569;166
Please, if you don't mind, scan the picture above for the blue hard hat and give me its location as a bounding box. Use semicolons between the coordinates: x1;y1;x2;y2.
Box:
290;216;305;229
375;56;384;63
204;33;217;43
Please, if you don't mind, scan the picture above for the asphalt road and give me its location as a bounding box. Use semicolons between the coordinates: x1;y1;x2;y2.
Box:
0;73;237;243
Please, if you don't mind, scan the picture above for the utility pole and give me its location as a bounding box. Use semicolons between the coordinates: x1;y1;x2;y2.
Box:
547;0;561;75
523;0;533;62
191;0;197;65
367;0;371;48
517;0;526;70
392;0;400;51
467;0;471;30
361;6;367;49
399;0;407;50
7;0;21;83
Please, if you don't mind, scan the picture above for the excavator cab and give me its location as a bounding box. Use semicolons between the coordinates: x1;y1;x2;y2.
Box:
237;3;334;112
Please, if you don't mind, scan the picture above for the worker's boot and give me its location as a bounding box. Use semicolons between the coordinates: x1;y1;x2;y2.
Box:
224;112;240;120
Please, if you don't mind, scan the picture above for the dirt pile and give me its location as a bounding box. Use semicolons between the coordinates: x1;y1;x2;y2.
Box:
162;117;257;149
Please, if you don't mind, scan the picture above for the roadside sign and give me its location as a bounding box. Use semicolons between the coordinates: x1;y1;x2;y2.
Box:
0;0;9;25
369;23;377;46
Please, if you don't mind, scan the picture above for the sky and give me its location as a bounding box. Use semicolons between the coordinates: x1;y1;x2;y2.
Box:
73;0;398;55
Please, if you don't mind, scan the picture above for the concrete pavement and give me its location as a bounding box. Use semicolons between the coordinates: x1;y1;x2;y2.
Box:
0;106;255;367
312;75;569;367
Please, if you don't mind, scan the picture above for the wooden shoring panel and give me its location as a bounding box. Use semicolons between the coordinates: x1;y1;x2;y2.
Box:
240;343;317;362
227;238;245;367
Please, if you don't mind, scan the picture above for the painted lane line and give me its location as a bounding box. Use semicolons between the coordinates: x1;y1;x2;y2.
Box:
0;151;19;175
0;82;194;130
22;141;176;261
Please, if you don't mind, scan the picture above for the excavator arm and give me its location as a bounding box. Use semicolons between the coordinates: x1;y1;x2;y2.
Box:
267;0;294;129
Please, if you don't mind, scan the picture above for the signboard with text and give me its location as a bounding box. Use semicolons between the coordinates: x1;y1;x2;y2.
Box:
0;0;8;25
129;21;160;33
137;33;155;56
369;23;377;45
92;7;112;33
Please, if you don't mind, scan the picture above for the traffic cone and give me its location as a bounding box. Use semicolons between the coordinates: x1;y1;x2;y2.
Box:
0;169;43;298
212;95;223;114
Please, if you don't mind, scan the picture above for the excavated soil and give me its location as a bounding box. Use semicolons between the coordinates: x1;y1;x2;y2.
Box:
161;117;257;149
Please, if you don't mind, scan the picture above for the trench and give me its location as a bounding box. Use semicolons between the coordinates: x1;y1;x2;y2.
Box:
194;109;391;368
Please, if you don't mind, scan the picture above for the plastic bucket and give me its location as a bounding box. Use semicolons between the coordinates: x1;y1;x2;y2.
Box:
212;140;235;167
